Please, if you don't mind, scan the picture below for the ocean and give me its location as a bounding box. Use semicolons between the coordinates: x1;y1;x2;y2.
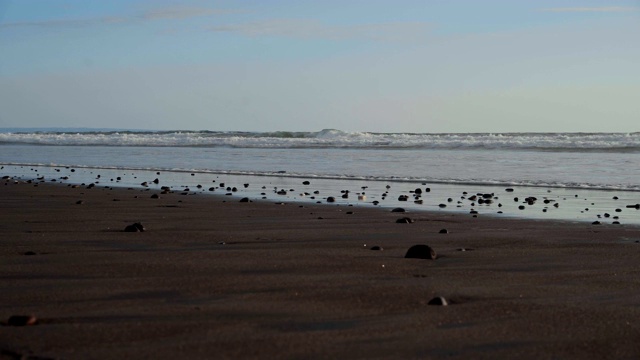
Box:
2;129;640;225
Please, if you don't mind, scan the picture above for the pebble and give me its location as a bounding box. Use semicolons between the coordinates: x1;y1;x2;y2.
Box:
369;246;383;251
124;222;145;232
7;315;37;326
404;244;437;259
427;297;448;306
391;207;406;213
396;217;414;224
439;229;448;234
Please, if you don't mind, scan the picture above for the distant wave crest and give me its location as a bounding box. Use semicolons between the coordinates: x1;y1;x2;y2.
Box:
1;129;639;152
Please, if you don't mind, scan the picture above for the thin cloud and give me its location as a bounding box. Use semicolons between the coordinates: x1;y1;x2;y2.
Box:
0;6;236;30
209;19;431;42
141;7;243;21
540;6;640;13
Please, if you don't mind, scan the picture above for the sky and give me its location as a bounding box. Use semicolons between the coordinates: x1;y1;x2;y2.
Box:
0;0;639;133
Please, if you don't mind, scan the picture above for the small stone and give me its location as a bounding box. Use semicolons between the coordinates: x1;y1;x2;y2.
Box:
427;297;448;306
326;197;336;203
391;207;406;213
405;244;436;259
396;217;414;224
7;315;37;326
150;194;160;199
239;197;250;203
23;251;37;256
303;181;310;185
76;200;84;205
438;229;448;234
124;222;145;232
370;246;383;251
427;296;449;306
592;221;601;225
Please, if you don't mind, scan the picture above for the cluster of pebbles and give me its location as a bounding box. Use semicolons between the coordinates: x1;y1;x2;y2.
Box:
2;165;639;226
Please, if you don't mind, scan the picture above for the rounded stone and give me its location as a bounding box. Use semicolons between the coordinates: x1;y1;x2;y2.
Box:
396;217;414;224
7;315;37;326
124;222;145;232
427;297;448;306
404;244;437;259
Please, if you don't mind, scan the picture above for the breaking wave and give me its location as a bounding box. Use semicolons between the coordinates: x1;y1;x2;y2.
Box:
1;129;639;152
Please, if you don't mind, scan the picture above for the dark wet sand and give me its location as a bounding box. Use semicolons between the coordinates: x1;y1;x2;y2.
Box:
2;180;640;359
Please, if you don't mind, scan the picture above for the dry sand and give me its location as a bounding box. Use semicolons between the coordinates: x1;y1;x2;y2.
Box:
2;179;640;359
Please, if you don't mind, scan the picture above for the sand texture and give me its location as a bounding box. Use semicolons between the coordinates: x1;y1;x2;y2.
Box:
2;180;640;359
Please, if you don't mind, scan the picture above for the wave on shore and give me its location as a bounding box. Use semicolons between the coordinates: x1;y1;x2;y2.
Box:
1;129;640;152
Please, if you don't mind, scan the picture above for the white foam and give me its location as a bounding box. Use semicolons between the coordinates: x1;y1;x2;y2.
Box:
1;130;639;151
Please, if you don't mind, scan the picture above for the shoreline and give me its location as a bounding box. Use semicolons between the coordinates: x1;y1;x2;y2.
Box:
3;164;640;227
3;179;640;359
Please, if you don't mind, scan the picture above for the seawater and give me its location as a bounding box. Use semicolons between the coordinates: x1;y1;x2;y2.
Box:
1;130;639;225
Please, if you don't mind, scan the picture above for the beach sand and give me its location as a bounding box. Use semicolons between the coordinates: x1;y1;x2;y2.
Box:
2;179;640;359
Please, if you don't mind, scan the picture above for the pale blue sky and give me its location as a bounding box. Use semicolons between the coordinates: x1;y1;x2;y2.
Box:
1;0;639;132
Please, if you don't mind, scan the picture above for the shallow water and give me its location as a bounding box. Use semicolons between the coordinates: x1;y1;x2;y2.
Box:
2;131;639;225
3;163;639;226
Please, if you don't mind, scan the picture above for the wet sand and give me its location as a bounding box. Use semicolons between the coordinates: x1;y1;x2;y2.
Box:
2;179;640;359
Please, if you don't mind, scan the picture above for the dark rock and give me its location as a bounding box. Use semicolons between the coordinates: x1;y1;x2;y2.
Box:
327;197;336;203
592;221;601;225
396;217;414;224
414;188;422;194
405;244;437;259
505;188;514;192
7;315;37;326
438;204;446;208
391;207;406;213
303;181;310;185
76;200;84;205
626;204;640;209
124;222;145;232
398;195;409;201
369;246;383;251
153;178;159;184
239;197;250;203
518;205;526;210
150;194;160;199
24;251;37;256
438;229;448;234
615;208;622;212
427;297;448;306
243;183;249;188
